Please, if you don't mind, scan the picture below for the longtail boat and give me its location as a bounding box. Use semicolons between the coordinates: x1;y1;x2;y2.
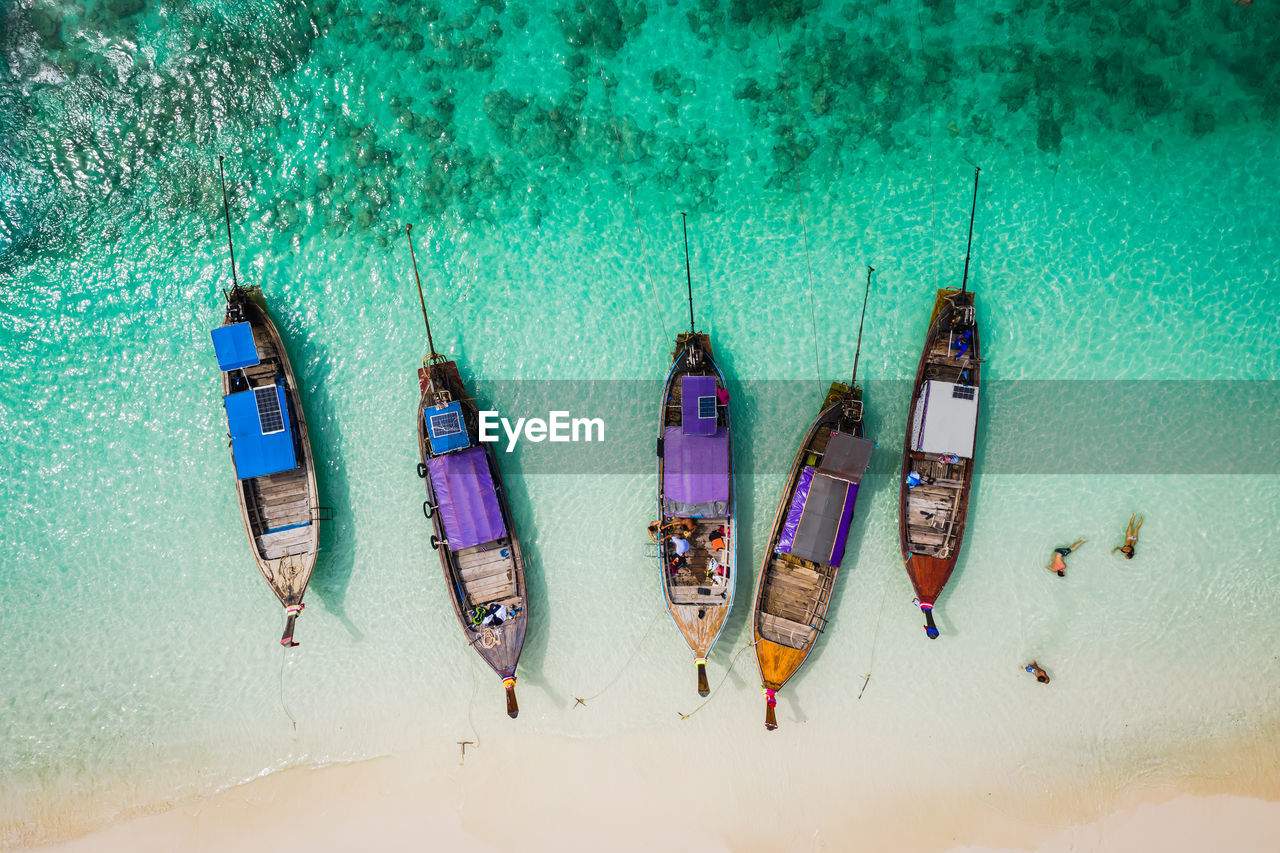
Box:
653;214;736;697
209;158;320;646
898;167;984;639
752;267;876;730
407;225;527;718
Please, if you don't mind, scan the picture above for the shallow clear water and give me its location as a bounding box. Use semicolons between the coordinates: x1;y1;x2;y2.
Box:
2;0;1279;845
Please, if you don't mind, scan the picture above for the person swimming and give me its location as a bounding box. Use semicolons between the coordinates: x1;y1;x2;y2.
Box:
1046;539;1087;577
1111;513;1143;559
1025;661;1050;684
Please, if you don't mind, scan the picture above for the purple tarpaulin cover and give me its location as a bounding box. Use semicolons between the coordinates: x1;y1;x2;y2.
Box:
427;445;507;550
681;375;718;435
663;425;729;504
827;481;858;566
776;465;815;554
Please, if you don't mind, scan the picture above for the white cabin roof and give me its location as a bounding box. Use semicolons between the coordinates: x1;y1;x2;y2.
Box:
911;380;978;458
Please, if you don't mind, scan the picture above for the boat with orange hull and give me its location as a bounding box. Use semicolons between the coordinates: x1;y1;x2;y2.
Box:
752;267;876;730
898;168;984;638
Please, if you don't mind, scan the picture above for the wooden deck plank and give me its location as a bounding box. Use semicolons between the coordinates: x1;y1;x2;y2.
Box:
257;482;308;500
669;585;730;605
457;548;510;572
759;612;813;650
460;564;513;586
467;579;515;605
466;572;515;599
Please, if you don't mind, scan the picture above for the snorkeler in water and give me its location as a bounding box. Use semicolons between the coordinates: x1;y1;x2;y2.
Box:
1024;661;1050;684
1111;513;1143;559
1045;539;1087;577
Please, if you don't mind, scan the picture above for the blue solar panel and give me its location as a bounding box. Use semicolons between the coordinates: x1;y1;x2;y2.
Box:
255;385;285;434
698;395;717;420
430;410;462;438
426;400;471;454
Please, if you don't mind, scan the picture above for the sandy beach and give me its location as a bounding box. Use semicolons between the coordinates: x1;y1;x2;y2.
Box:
30;721;1280;853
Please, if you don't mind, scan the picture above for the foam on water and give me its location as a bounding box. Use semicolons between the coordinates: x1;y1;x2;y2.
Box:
2;0;1279;845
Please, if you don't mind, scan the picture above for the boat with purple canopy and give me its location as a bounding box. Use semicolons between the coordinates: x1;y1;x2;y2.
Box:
405;225;527;719
652;215;736;697
209;158;320;647
751;266;876;730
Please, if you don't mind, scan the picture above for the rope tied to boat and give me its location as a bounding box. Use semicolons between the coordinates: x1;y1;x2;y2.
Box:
279;647;297;732
573;610;664;709
481;627;498;649
678;643;754;720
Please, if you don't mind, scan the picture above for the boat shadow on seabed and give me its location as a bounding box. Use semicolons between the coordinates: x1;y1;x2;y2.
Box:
492;463;567;711
298;334;359;642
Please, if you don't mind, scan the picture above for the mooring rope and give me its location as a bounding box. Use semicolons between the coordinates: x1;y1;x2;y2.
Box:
573;609;664;708
678;641;754;720
769;14;823;391
458;651;481;764
279;645;297;731
858;568;892;700
582;1;669;342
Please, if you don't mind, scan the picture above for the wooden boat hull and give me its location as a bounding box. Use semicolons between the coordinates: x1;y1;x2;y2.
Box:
897;288;981;637
416;360;528;717
219;287;320;646
656;332;736;696
752;382;867;729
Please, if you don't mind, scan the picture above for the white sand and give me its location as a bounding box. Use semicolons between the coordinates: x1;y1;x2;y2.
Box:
34;728;1280;853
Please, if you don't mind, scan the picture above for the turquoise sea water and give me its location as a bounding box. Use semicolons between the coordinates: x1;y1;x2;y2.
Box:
3;0;1280;846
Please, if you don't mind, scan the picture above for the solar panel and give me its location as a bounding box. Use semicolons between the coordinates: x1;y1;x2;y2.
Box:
430;409;463;438
951;385;975;400
255;385;285;434
698;395;717;420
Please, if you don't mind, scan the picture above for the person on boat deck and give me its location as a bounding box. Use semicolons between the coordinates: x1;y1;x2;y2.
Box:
1025;662;1050;684
670;534;691;556
951;329;972;359
1111;513;1144;559
650;518;694;540
1046;539;1087;577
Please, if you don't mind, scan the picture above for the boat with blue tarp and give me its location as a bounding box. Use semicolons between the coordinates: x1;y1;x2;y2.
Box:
209;160;320;646
751;266;877;730
652;215;736;698
405;225;527;719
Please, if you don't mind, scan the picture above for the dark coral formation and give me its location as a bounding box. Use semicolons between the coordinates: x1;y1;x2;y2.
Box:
0;0;1276;267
